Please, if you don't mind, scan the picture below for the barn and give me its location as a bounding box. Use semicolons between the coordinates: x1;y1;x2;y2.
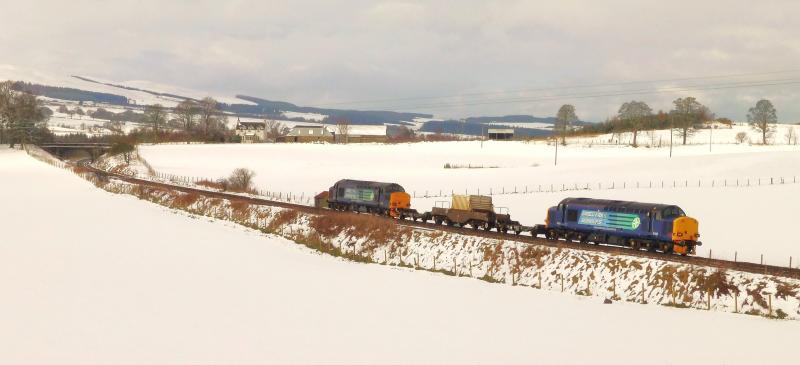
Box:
487;128;514;140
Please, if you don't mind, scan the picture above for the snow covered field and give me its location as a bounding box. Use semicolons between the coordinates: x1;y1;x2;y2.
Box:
2;146;800;364
140;124;800;265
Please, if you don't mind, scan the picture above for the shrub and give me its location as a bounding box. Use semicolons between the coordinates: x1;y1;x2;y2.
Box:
228;168;256;193
735;131;748;144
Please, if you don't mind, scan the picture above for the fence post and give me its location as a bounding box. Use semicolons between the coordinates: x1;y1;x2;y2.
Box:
538;270;542;289
734;251;737;262
641;282;645;303
734;291;738;313
707;288;711;310
768;294;773;317
453;257;457;275
560;275;564;292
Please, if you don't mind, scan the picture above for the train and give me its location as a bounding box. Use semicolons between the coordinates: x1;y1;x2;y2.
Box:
318;179;702;255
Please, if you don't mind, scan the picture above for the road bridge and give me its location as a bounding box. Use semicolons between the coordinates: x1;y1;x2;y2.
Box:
38;143;112;162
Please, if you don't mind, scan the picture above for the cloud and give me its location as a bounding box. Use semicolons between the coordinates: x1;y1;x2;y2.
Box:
1;0;800;121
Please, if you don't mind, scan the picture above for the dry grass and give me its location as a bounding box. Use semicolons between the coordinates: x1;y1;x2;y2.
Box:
197;179;226;190
172;192;200;209
775;280;800;300
267;210;300;232
309;212;410;244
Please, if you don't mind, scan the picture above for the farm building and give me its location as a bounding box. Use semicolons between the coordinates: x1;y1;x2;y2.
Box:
488;128;514;140
335;125;388;143
282;125;334;143
235;121;266;143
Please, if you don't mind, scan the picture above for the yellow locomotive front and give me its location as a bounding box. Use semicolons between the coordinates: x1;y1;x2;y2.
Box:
671;216;701;255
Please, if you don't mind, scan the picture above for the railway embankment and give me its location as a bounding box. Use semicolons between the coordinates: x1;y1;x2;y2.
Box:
25;145;800;320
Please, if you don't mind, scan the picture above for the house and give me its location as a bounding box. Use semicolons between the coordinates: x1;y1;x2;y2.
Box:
487;128;514;140
282;125;334;143
235;120;266;143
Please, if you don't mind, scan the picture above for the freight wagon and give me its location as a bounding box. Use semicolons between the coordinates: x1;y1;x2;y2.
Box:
431;194;523;233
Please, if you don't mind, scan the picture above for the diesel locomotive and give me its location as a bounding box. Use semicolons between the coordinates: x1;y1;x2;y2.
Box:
326;179;411;217
541;198;701;255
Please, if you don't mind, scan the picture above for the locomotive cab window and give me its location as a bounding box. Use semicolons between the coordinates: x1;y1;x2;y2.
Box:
662;207;685;218
566;209;578;222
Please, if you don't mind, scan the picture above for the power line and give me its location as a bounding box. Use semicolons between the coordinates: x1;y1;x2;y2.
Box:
314;69;800;108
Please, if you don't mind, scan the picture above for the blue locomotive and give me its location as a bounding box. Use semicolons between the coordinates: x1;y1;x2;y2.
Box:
326;179;411;217
541;198;701;255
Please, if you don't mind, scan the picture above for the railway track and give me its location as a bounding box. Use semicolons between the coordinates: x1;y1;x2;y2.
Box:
80;162;800;280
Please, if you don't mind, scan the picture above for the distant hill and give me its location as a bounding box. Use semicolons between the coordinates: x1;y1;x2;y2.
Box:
11;81;129;105
419;120;552;137
464;115;557;124
11;75;572;130
230;95;429;125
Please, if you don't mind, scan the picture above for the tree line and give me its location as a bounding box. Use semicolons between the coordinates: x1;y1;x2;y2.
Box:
552;97;782;146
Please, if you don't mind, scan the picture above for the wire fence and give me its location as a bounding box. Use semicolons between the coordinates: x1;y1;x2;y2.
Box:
409;175;800;199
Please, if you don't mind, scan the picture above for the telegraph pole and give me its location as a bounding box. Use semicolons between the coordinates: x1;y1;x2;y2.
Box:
554;135;558;166
709;124;713;152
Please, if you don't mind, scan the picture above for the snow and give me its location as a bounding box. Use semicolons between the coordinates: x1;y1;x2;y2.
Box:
0;64;254;107
346;124;387;136
2;146;799;364
281;110;328;121
140;124;800;266
486;121;554;129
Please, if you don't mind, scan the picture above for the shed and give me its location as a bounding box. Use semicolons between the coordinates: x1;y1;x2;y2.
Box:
487;128;514;140
314;191;330;209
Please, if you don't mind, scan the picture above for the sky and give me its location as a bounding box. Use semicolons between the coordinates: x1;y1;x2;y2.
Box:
2;0;800;122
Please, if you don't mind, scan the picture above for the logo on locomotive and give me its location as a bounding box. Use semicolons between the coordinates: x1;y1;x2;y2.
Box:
578;210;641;230
343;188;376;202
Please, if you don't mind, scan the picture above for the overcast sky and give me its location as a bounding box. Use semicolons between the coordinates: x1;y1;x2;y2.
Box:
3;0;800;121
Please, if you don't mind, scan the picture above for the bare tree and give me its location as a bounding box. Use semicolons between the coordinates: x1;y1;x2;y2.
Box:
144;104;167;143
75;107;85;119
747;99;777;145
670;97;708;145
554;104;577;145
336;119;350;144
264;119;289;141
785;126;797;145
735;131;748;144
227;168;256;192
174;99;199;132
199;97;221;138
617;100;652;147
0;81;11;145
1;87;49;147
